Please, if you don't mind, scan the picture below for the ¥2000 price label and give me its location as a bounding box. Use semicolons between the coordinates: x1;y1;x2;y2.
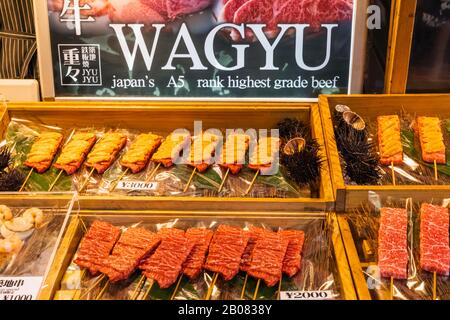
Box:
0;276;43;300
280;290;334;300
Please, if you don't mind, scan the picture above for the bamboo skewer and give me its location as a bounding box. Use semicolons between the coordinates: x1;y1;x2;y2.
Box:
109;168;129;192
146;163;161;183
170;275;184;300
79;167;95;192
252;279;261;300
390;277;394;300
48;170;63;192
204;273;218;300
434;160;438;181
244;170;260;196
78;274;106;300
391;161;396;186
19;168;33;192
218;168;230;193
276;275;283;300
95;280;110;300
432;272;437;300
141;280;154;300
183;167;197;193
240;274;249;300
130;275;146;300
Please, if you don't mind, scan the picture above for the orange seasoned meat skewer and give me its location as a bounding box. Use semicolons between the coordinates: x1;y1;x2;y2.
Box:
24;132;64;173
120;133;163;174
416;116;446;164
377;115;403;166
85;132;127;174
54;133;97;175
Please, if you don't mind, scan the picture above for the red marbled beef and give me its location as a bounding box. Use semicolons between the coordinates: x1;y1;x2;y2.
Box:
420;203;450;276
182;228;214;279
378;207;408;279
279;229;305;277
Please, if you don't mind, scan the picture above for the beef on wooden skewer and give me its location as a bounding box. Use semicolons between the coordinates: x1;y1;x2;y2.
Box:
53;133;97;175
203;225;249;299
247;231;289;299
170;228;214;300
378;207;408;299
279;230;305;278
420;203;450;300
138;228;195;299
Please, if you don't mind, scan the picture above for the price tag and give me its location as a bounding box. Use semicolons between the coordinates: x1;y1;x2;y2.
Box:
280;290;334;300
116;180;158;191
0;276;43;300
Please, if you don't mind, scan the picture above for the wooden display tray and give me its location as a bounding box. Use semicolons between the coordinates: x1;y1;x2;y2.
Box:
40;211;356;300
0;101;334;212
319;94;450;212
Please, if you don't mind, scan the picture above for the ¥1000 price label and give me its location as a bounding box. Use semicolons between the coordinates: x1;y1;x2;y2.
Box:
0;276;43;300
280;290;334;300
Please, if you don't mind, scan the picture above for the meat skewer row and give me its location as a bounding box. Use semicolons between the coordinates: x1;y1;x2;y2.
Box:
218;133;251;192
245;137;281;196
80;132;127;192
416;116;446;180
420;203;450;300
20;132;64;191
377;115;402;185
109;133;163;191
184;132;220;192
147;131;191;181
71;221;306;300
49;132;97;191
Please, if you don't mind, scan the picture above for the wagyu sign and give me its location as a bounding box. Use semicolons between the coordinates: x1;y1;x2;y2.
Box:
111;23;337;72
43;0;355;99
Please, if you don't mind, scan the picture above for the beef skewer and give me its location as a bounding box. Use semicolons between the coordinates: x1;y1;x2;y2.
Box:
377;115;403;185
218;133;250;192
146;131;191;182
74;221;121;300
79;132;127;192
20;132;64;191
245;137;280;196
183;132;220;193
416;116;446;181
170;228;214;300
247;231;289;300
420;203;450;300
94;227;161;300
136;228;195;300
378;207;408;300
203;225;250;300
109;133;163;191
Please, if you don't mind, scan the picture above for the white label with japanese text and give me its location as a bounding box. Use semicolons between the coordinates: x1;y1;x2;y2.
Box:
280;290;334;300
0;276;43;300
116;181;158;191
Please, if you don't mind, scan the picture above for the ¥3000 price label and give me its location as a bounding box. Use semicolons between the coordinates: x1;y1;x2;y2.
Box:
280;290;334;300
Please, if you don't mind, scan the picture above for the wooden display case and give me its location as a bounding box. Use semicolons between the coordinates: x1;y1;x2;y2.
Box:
0;101;334;212
319;94;450;212
40;211;356;300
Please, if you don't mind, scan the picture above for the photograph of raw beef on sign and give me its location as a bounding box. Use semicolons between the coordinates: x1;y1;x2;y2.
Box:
47;0;354;99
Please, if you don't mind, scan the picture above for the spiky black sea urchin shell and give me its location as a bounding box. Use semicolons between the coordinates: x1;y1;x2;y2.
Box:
0;169;25;191
0;146;12;171
277;118;323;188
333;110;381;185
